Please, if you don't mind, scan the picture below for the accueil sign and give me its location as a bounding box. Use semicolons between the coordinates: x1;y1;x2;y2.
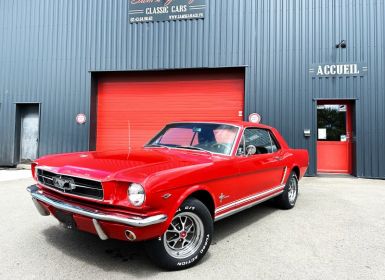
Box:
310;63;367;77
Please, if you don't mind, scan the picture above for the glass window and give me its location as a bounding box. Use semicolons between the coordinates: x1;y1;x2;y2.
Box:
317;104;347;141
158;127;198;146
237;128;279;156
147;123;239;155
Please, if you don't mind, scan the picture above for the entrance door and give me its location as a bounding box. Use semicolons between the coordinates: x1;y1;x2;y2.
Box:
19;105;40;162
316;101;353;174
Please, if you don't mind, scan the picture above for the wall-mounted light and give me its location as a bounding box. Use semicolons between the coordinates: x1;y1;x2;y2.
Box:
336;40;347;49
304;129;311;137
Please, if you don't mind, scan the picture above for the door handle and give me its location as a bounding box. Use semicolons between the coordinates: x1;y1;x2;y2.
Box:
274;156;282;161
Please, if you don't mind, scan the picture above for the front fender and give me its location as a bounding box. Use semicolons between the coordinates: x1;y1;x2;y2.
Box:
156;184;214;237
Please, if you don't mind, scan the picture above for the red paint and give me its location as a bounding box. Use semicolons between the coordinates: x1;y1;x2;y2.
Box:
32;121;309;241
96;70;244;151
317;101;353;174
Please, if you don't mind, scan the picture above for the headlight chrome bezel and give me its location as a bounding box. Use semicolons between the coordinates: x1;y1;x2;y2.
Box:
128;183;145;207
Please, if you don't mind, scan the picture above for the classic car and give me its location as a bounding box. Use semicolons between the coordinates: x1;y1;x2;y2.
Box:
27;121;308;270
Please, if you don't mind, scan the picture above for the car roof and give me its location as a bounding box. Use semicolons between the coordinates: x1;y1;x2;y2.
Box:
168;120;274;130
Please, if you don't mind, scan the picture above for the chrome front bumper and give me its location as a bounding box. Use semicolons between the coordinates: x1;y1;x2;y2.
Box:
27;185;167;235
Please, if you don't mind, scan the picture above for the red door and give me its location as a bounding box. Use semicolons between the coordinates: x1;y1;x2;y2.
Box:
96;69;244;151
214;128;286;219
317;101;353;174
235;128;286;196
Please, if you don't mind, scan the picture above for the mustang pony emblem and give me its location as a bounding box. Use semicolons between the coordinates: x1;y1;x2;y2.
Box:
53;176;76;191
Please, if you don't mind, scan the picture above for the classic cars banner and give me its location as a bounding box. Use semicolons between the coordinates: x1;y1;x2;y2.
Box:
129;0;206;23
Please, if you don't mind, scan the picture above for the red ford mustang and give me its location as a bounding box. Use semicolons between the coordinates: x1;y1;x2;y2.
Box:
27;121;308;270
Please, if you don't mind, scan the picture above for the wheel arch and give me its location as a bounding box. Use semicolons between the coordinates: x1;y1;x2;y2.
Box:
186;190;215;219
172;186;215;220
292;165;300;179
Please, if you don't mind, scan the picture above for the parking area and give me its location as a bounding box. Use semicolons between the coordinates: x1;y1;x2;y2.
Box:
1;174;384;280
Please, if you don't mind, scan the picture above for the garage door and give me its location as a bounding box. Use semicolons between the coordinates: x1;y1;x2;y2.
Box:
96;69;244;151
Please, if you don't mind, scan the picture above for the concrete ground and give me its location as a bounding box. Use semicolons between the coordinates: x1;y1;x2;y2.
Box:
0;168;31;182
1;173;384;280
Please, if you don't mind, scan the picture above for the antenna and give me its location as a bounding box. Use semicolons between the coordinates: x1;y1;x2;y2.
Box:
128;120;131;156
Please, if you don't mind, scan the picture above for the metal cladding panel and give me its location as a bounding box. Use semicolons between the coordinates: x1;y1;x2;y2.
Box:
0;0;384;178
249;0;385;178
0;0;93;165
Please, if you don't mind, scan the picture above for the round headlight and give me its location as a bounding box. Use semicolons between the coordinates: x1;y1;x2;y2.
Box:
128;183;145;206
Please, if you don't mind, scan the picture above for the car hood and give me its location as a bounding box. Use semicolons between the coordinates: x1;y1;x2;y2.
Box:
35;148;217;183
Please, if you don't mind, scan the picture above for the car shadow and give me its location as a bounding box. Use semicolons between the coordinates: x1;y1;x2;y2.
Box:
42;226;159;277
41;201;277;274
213;201;278;244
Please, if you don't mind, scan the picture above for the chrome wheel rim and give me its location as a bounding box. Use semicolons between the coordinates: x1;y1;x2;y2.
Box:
288;177;297;205
164;212;204;259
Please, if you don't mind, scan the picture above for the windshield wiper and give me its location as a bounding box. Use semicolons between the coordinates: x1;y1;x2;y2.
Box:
146;144;213;154
174;145;212;154
145;143;170;148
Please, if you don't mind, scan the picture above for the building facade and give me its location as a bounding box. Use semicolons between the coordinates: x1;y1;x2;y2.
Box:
0;0;384;178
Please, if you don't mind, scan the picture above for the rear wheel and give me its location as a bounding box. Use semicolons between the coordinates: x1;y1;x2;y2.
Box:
145;198;213;270
275;171;298;209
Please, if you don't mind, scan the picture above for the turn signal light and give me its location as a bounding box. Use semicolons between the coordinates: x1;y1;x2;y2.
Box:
31;162;37;180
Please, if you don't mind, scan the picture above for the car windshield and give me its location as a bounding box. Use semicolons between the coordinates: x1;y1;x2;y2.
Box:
146;123;239;155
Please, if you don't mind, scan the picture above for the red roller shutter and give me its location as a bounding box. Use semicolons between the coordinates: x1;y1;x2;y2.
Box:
96;69;244;151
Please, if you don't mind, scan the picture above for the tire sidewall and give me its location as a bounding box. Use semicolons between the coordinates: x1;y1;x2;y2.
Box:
286;172;298;207
275;171;299;209
146;198;213;270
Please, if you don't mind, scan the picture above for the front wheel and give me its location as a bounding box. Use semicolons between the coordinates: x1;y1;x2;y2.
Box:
145;198;213;270
275;171;299;209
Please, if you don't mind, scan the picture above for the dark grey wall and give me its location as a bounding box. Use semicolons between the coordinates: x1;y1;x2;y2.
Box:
0;0;384;178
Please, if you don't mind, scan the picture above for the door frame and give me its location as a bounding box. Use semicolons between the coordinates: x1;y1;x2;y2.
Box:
313;98;357;176
14;103;42;164
90;67;246;151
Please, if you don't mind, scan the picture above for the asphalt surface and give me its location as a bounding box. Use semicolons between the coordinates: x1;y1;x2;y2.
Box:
1;175;385;280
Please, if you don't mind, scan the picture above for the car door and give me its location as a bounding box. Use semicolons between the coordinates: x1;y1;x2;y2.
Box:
235;128;287;197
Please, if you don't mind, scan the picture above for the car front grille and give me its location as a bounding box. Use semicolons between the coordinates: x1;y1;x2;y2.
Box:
36;169;103;200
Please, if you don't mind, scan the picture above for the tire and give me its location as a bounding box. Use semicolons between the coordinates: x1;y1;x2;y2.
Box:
145;198;213;270
275;171;298;209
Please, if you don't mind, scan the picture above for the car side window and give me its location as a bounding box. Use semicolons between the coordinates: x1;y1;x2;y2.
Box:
268;132;279;153
237;128;279;156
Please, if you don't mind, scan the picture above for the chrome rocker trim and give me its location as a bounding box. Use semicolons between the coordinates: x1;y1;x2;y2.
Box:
27;185;168;229
214;185;285;221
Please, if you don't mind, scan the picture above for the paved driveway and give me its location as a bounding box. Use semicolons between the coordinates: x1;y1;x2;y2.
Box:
1;175;384;280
